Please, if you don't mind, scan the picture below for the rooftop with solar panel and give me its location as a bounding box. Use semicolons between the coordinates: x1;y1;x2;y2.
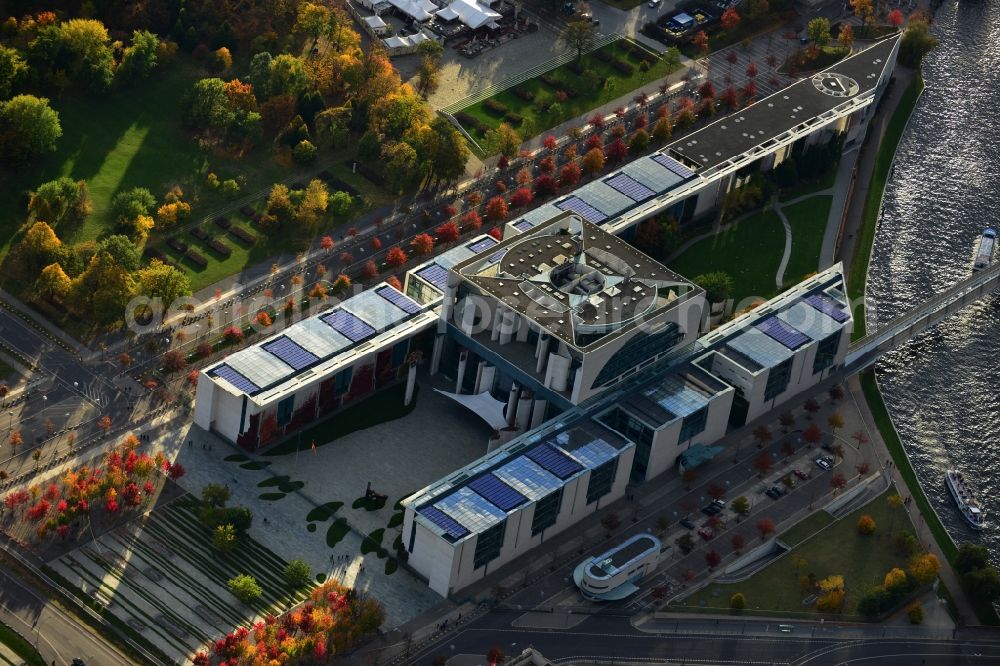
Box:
202;279;436;401
408;416;632;543
453;211;701;350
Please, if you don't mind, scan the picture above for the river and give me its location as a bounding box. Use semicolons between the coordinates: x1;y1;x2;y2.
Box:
866;1;1000;558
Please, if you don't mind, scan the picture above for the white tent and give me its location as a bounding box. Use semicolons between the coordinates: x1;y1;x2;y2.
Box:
363;14;388;29
409;30;433;45
388;0;438;22
434;389;509;430
383;35;412;48
435;0;501;29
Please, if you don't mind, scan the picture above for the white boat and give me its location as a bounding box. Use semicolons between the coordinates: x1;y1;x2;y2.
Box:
945;469;985;530
972;228;996;272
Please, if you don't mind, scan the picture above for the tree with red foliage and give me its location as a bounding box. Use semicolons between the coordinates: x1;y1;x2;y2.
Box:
359;260;378;280
803;398;820;417
409;235;433;257
436;221;460;243
544;135;558;150
488;226;502;240
706;550;722;568
698;80;717;100
485;196;509;222
461;210;483;231
118;353;132;367
196;341;212;359
163;349;187;372
339;251;354;265
856;462;870;478
585;133;603;152
7;430;21;450
4;490;28;510
721;6;741;30
752;451;773;476
757;517;775;541
691;30;709;55
539;155;556;174
386;246;409;267
510;187;533;208
98;415;112;435
803;423;823;446
385;275;402;291
169;462;186;480
731;533;746;552
187;370;200;389
605;138;628;164
27;500;50;522
223;326;244;344
497;155;509;170
742;80;757;101
746;61;759;78
589;112;605;129
887;8;904;26
44;484;59;501
320;235;334;252
830;473;847;493
534;174;557;197
781;440;796;459
370;237;382;251
721;86;740;110
707;483;726;501
559;162;582;187
726;50;739;65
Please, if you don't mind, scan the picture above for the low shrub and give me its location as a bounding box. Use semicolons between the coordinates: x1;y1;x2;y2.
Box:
484;98;509;115
567;60;585;75
611;58;635;75
190;228;209;241
227;226;256;245
207;238;232;258
541;74;562;88
213;216;231;230
512;87;535;102
504;112;523;126
167;238;188;253
185;249;208;268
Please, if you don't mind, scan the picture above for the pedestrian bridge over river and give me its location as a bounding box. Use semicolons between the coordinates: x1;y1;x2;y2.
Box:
844;261;1000;372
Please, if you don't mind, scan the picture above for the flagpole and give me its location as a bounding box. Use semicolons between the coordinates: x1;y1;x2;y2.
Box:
295;431;301;468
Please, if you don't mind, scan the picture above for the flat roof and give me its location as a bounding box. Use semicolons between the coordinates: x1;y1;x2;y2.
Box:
413;416;633;542
587;534;661;579
669;37;899;171
456;212;700;350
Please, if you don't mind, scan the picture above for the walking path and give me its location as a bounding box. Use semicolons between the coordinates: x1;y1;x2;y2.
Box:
774;206;794;288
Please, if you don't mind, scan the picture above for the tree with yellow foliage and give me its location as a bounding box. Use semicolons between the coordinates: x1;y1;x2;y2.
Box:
883;567;908;591
35;263;72;300
908;553;940;585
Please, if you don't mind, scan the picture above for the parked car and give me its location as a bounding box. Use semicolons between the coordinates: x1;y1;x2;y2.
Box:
793;469;811;481
680;517;696;529
697;526;714;541
701;503;722;516
815;456;833;471
765;485;786;500
713;498;726;508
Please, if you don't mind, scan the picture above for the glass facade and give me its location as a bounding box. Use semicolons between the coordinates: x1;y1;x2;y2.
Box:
601;407;655;482
764;358;793;401
812;333;839;374
276;396;294;426
473;521;506;569
592;324;683;389
586;459;618;504
531;489;563;536
679;406;707;443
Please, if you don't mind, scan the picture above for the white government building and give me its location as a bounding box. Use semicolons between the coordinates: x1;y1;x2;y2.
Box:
194;37;897;597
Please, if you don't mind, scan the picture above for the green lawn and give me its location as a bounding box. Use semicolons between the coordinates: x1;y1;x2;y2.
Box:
779;46;850;75
0;358;16;382
0;621;45;666
848;74;924;340
263;383;418;456
668;210;785;307
779;168;837;203
458;39;680;149
674;486;917;617
782;195;832;287
779;509;834;548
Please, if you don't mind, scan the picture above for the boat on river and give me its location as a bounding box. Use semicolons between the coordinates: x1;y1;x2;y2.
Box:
945;469;985;530
972;228;996;272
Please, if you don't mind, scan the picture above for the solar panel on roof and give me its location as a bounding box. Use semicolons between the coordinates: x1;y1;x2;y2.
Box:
376;286;420;314
466;237;498;253
525;442;583;480
487;249;506;264
419;506;469;539
755;316;810;350
652;154;697;180
556;196;607;223
211;364;260;394
415;263;448;290
805;294;849;323
468;474;527;511
605;173;655;201
513;219;533;231
262;336;319;370
321;309;376;342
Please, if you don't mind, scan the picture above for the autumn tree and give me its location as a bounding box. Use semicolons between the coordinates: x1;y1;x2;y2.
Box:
35;263;72;301
756;517;775;541
485;196;509;222
28;177;91;227
850;0;875;29
360;260;379;280
559;162;582;187
899;18;939;68
691;30;709;56
732;496;750;516
752;452;773;477
730;533;746;552
807;17;832;50
485;123;521;158
909;553;940;585
510;187;533;209
730;592;746;609
212;523;238;552
705;550;721;569
410;234;434;256
560;20;595;61
721;7;741;30
0;45;27;98
386;246;409;268
8;431;22;450
0;95;62;163
830;473;846;493
582;147;605;175
803;423;823;446
838;24;855;49
436;221;460;244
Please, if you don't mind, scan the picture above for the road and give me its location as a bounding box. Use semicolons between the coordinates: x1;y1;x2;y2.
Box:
0;567;130;665
403;613;1000;665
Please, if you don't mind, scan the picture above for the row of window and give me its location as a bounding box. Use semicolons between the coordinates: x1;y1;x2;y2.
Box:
471;459;618;571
